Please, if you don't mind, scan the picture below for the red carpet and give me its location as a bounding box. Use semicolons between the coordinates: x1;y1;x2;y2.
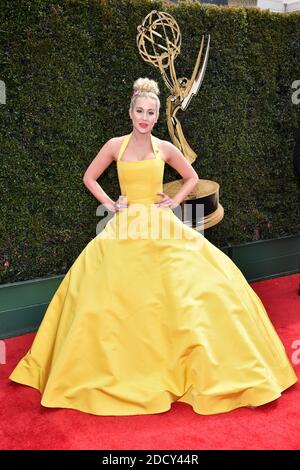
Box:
1;273;299;450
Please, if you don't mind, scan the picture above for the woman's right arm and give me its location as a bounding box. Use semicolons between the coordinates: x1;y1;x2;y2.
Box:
83;138;117;212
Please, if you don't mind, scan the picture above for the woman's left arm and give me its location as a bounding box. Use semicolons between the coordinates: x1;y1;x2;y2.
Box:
156;140;199;208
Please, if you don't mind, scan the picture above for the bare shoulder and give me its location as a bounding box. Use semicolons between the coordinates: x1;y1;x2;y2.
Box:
109;135;127;162
155;139;199;180
155;138;174;163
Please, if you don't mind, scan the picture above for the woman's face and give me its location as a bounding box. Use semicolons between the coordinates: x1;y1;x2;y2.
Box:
129;96;158;133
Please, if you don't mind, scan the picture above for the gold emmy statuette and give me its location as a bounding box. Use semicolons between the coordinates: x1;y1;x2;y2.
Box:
136;10;224;231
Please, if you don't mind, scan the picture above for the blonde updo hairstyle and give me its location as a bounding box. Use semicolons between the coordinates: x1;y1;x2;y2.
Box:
129;77;160;118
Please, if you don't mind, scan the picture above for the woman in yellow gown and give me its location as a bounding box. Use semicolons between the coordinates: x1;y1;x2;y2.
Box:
9;78;297;416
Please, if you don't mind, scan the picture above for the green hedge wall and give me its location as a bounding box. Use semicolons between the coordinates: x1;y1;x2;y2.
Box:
1;0;300;283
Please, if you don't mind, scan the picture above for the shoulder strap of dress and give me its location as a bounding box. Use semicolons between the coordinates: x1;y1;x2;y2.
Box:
151;134;161;160
117;133;132;161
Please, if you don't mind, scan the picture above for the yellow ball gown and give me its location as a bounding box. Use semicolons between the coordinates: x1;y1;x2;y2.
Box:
9;132;297;415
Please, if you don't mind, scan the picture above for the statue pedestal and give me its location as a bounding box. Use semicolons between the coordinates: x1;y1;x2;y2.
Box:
163;179;224;231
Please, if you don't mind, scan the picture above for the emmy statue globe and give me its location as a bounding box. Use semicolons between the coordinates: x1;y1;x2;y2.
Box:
137;10;224;231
